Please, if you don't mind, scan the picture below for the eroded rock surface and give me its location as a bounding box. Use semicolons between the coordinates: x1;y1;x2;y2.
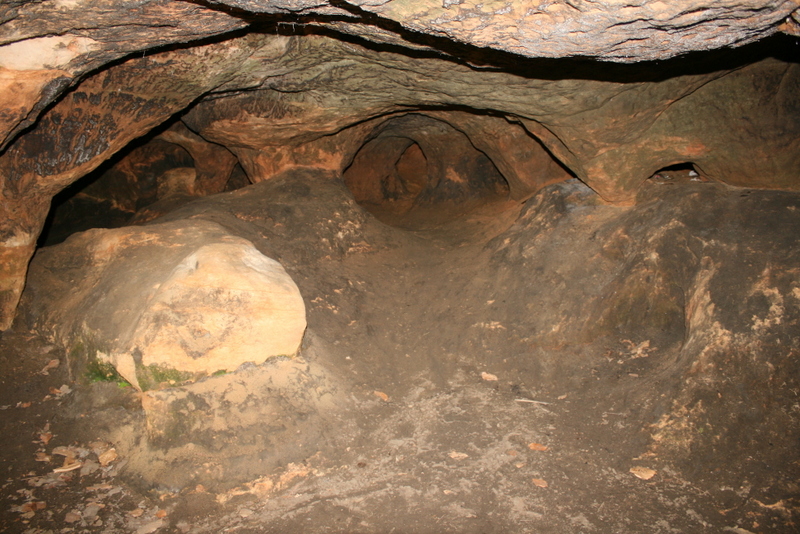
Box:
19;219;306;391
0;2;798;328
9;169;799;530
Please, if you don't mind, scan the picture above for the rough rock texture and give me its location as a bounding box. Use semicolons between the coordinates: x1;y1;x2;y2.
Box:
156;121;240;196
348;0;800;60
0;1;798;331
343;113;511;223
0;37;271;328
0;0;246;150
11;168;799;529
138;353;342;489
182;34;800;201
18;219;307;391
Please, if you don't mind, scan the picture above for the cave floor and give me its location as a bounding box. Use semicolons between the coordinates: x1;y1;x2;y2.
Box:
1;173;799;533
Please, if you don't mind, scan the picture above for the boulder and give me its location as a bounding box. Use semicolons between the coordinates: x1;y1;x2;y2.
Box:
18;219;306;390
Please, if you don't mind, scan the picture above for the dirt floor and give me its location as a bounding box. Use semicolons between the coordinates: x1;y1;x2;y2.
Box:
2;171;799;533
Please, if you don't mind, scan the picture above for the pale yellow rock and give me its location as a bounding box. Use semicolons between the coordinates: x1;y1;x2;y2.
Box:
22;219;306;390
128;242;306;378
629;466;657;480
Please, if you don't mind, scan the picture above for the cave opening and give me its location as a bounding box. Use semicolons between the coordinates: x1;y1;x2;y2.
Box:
37;118;249;247
648;162;707;184
343;113;516;234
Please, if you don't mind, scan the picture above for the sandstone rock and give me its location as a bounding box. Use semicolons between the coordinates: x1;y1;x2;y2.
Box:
19;219;306;390
0;36;274;329
140;354;338;464
184;34;800;203
349;0;798;62
1;5;799;330
156;167;197;199
343;113;510;225
40;141;198;246
156;121;239;196
0;67;71;152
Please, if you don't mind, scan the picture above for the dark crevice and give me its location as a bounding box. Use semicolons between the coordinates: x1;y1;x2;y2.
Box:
37;115;195;247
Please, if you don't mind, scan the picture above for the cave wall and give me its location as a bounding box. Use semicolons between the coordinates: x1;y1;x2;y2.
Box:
1;1;800;329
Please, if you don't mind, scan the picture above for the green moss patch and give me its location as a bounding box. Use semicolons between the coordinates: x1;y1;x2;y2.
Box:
136;363;197;392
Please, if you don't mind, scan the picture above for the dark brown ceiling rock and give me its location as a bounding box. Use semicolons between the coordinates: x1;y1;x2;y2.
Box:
157;121;239;196
165;0;800;62
1;1;797;153
39;139;194;247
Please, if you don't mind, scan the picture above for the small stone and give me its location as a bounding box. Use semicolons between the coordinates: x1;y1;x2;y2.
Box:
64;511;81;523
135;519;164;534
98;448;117;467
83;503;103;520
630;466;657;480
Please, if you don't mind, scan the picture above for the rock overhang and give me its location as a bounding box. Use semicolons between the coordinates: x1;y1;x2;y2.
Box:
0;1;799;329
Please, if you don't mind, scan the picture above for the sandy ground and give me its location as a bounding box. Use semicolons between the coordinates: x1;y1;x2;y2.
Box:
2;173;799;533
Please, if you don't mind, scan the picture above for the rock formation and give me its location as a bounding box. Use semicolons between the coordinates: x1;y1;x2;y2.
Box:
1;0;799;330
0;3;799;527
15;168;800;497
18;219;307;391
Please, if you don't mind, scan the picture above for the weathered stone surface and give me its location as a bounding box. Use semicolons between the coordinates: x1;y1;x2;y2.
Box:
126;167;202;226
0;6;798;330
0;67;71;152
138;352;341;489
18;219;307;391
39;140;196;247
349;0;799;62
0;1;245;150
343;113;512;227
184;34;800;202
10;165;799;507
0;35;273;329
157;121;239;196
0;0;795;156
424;110;573;201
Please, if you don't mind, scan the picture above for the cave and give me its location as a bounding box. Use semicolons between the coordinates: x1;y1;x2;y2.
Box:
1;1;800;532
343;113;514;232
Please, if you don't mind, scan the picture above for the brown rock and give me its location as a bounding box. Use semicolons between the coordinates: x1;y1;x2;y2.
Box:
0;0;245;148
350;0;798;62
0;3;798;331
0;35;272;328
157;121;239;196
0;67;71;151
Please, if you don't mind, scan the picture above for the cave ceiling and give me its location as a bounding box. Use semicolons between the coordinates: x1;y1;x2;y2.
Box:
1;0;800;329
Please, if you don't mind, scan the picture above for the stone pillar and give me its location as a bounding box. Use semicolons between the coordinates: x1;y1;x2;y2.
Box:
0;195;49;330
